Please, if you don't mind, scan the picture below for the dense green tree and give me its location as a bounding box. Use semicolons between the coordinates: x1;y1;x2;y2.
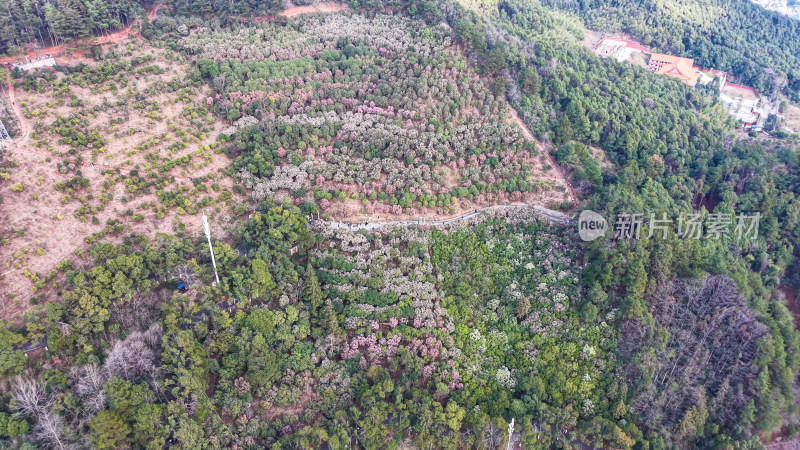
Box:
536;0;800;99
0;412;28;437
90;411;131;450
303;264;324;315
2;4;799;450
250;258;276;299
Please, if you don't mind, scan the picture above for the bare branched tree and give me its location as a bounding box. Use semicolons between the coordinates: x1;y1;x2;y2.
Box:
32;411;68;450
71;364;107;414
484;422;502;449
11;375;51;419
212;74;228;93
13;375;69;449
110;289;170;331
104;324;163;383
620;275;767;437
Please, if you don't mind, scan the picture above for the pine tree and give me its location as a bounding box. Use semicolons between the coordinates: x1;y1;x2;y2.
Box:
90;411;132;450
613;399;627;420
85;0;112;34
303;264;323;314
56;0;91;39
251;258;276;299
320;301;340;337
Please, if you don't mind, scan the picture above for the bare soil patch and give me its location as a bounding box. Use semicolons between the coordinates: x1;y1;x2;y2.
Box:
280;3;349;17
579;29;605;50
579;29;640;51
781;101;800;133
721;83;759;102
0;43;241;323
506;107;577;205
629;50;651;70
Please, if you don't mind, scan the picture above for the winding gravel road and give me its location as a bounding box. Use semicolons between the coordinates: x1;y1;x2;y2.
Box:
318;203;572;231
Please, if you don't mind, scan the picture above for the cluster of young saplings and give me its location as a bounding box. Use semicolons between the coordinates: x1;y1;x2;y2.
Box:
12;45;235;238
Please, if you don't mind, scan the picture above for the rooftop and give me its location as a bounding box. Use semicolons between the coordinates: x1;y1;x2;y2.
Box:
656;59;702;87
649;53;695;66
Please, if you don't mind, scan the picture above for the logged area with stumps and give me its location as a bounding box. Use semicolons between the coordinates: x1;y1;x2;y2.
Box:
0;43;239;320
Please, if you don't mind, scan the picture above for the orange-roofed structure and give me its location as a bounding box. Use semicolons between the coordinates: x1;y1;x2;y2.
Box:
649;54;701;87
648;53;694;71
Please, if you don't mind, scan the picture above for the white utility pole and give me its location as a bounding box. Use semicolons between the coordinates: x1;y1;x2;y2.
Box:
506;418;515;450
202;210;220;286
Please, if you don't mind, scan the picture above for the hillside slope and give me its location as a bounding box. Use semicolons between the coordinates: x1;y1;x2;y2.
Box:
0;2;798;449
168;11;573;219
537;0;800;99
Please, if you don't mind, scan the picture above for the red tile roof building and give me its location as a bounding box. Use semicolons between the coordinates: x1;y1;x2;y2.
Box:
647;54;702;87
648;53;693;71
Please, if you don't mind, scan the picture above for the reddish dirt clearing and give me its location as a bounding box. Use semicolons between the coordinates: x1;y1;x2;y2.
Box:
279;3;349;17
506;107;577;206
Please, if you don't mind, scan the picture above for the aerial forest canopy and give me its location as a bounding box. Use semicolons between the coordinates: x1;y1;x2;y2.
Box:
0;0;799;449
535;0;800;100
0;0;289;57
2;0;799;100
0;0;146;55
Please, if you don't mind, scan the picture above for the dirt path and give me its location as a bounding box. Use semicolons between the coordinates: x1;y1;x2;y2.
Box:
507;107;578;205
6;84;28;143
319;203;571;230
279;3;348;17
